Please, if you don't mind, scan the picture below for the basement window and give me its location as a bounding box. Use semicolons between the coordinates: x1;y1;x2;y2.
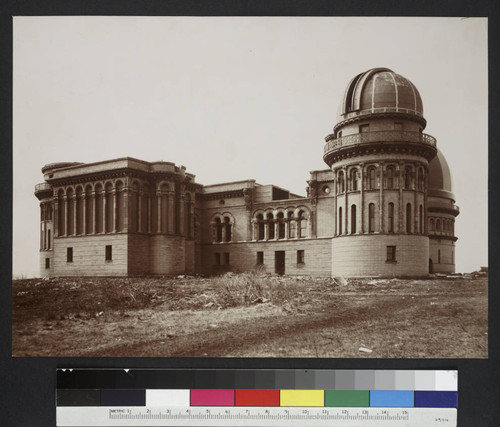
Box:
386;246;396;263
105;245;112;261
45;258;50;269
66;247;73;263
297;250;305;264
224;252;230;265
215;253;221;265
256;251;264;265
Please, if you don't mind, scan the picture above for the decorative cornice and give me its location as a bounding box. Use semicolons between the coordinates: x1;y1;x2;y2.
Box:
196;189;245;201
333;111;427;134
429;234;458;242
427;206;460;217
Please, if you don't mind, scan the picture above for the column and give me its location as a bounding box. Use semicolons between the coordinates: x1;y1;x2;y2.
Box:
379;163;384;233
360;163;364;233
92;192;97;234
333;168;337;236
285;220;289;239
414;164;418;234
344;167;347;235
102;192;107;233
221;222;226;242
138;192;142;233
424;167;428;235
274;221;279;240
398;162;404;233
157;191;162;233
264;220;268;240
147;193;152;234
178;193;185;235
122;187;129;232
53;196;59;237
82;195;87;235
63;196;68;236
167;191;175;234
112;189;117;233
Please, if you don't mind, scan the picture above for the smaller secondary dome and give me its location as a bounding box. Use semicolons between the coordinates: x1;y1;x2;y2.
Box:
428;149;455;201
338;67;424;123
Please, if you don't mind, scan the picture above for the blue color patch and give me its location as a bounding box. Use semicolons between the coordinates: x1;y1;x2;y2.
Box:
370;390;414;407
414;391;458;408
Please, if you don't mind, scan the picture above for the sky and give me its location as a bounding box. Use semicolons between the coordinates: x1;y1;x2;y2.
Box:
12;16;488;277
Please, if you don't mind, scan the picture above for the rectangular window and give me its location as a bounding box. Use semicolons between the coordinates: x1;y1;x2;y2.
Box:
215;253;221;265
224;252;230;265
45;258;50;269
386;246;396;262
256;251;264;265
297;250;305;264
105;245;112;261
67;247;73;263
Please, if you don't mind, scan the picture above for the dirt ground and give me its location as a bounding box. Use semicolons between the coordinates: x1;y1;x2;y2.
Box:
12;274;488;358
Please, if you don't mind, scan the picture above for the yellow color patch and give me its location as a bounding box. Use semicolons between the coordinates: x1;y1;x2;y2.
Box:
280;390;324;407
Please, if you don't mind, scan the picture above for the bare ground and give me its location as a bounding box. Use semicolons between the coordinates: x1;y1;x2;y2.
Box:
12;274;488;358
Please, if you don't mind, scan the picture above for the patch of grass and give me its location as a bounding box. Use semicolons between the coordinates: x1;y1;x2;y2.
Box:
211;272;300;307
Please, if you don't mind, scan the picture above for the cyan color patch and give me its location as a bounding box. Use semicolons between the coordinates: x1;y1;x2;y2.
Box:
370;390;414;407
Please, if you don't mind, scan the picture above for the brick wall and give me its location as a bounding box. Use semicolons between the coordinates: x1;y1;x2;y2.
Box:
148;235;186;275
331;234;429;277
200;238;332;277
53;235;128;276
429;238;456;274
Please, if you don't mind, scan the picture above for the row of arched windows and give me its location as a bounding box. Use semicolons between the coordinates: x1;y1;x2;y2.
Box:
429;217;455;235
337;202;424;235
336;165;425;193
253;209;309;241
213;215;233;243
53;180;194;239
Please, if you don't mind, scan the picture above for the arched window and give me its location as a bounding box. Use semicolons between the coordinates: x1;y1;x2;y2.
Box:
257;214;266;240
288;211;296;238
277;212;285;239
368;167;376;190
436;219;442;232
418;168;424;191
115;181;123;232
350;169;358;191
388;202;394;233
338;171;345;193
66;188;74;235
430;218;435;232
215;217;223;242
368;203;375;233
75;187;83;235
267;213;275;239
105;183;114;233
297;210;306;238
386;167;395;189
406;203;412;233
85;185;93;234
224;216;231;242
404;167;412;189
419;205;423;234
351;204;356;234
338;207;343;235
57;189;65;236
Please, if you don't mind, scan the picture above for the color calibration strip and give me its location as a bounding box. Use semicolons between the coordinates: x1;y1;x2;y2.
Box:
56;370;458;426
57;388;458;408
57;369;458;391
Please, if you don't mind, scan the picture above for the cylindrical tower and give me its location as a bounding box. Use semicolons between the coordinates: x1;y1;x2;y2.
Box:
323;68;437;277
427;149;460;273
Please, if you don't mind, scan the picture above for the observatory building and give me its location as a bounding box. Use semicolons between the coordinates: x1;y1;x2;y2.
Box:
35;68;459;277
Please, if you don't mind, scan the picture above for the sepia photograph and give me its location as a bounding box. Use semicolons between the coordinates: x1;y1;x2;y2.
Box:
12;16;488;357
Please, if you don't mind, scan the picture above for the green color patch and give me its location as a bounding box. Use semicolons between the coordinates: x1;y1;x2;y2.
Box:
324;390;369;407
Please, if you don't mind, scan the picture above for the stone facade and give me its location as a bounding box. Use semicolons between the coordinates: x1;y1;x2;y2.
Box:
35;68;459;278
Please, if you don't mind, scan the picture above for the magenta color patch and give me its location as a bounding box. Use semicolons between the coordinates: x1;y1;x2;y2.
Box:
190;389;235;406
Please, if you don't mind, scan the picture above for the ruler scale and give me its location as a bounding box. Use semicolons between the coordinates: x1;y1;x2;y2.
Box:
56;369;458;427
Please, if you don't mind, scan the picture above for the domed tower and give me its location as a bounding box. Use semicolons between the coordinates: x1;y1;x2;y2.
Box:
323;68;437;277
427;149;459;273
